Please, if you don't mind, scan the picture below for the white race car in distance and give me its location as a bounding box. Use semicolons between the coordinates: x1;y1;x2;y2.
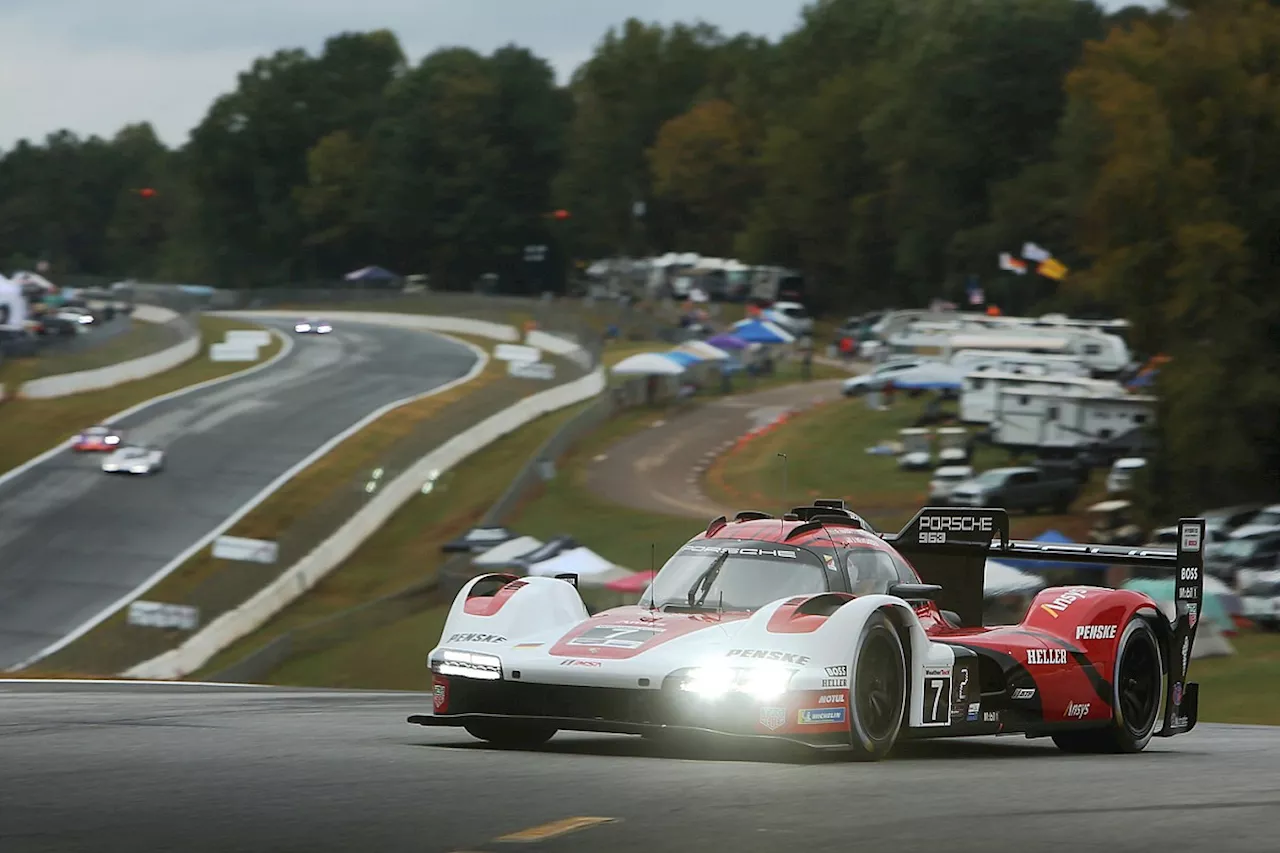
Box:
294;318;332;334
102;444;165;475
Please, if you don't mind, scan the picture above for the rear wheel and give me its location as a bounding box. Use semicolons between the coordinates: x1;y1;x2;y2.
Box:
1053;617;1162;754
464;720;557;749
848;612;907;761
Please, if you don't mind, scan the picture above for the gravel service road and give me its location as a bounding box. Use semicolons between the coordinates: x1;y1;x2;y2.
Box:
0;319;479;670
1;681;1275;853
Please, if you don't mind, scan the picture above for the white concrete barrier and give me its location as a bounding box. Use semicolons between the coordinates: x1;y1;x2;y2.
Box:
209;342;261;362
527;328;592;371
20;334;201;399
214;309;519;342
126;364;606;680
224;329;272;347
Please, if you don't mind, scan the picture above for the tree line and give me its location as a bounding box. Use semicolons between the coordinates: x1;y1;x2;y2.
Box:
1;0;1277;510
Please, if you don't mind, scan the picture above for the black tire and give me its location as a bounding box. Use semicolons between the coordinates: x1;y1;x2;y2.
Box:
464;720;556;749
847;611;907;761
1053;617;1163;754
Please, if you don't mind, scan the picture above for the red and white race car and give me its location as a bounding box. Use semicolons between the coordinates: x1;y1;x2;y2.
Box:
413;503;1206;760
71;425;124;452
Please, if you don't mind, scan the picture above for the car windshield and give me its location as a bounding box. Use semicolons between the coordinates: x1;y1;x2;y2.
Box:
640;541;829;612
1249;509;1280;527
1217;537;1266;560
970;469;1011;487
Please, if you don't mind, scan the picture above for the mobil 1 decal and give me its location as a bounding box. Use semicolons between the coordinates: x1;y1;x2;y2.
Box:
1164;518;1205;734
921;665;952;727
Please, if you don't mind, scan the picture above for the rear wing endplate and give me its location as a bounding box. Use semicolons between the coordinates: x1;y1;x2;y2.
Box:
885;507;1205;736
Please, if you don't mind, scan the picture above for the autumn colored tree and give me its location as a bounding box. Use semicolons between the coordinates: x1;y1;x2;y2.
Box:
1062;0;1280;512
647;99;755;256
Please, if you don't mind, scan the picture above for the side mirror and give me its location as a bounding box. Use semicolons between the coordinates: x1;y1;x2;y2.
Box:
555;572;579;588
888;582;943;602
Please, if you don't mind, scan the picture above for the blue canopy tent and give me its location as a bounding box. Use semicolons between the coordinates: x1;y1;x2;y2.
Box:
731;318;795;344
344;265;399;282
1000;529;1110;572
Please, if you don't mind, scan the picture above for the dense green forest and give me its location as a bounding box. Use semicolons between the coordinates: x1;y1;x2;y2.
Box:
1;0;1278;508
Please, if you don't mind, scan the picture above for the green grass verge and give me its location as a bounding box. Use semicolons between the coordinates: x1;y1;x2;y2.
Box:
1193;630;1280;725
0;315;282;476
704;395;1106;539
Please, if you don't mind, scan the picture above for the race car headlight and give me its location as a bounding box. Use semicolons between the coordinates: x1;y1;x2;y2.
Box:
131;466;149;473
296;324;310;331
739;665;794;701
431;649;502;680
106;436;120;444
317;325;331;333
682;665;737;699
680;665;795;701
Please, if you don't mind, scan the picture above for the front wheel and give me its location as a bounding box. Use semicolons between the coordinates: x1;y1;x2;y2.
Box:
464;720;557;749
1053;616;1162;754
847;611;907;761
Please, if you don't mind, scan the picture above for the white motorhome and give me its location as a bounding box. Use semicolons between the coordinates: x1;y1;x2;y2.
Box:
991;387;1156;452
961;371;1124;424
949;349;1090;378
889;329;1129;375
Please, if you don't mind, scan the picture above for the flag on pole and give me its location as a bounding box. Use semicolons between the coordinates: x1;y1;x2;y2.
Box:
1022;242;1052;263
999;252;1027;275
1037;258;1068;280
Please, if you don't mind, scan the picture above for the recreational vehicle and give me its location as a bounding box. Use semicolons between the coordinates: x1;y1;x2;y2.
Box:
960;371;1125;425
990;387;1156;453
949;349;1090;378
887;327;1130;375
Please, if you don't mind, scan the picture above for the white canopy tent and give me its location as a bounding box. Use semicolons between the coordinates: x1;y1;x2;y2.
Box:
472;535;544;569
526;546;619;580
677;340;732;361
984;560;1047;598
0;273;27;329
610;353;686;376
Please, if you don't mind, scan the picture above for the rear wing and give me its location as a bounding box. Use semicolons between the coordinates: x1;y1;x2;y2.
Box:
885;507;1205;736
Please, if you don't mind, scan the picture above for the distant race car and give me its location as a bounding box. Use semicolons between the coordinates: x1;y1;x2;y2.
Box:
413;503;1206;760
102;444;165;475
72;425;124;452
294;318;333;334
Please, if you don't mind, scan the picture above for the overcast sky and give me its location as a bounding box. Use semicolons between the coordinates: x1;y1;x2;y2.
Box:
0;0;1161;151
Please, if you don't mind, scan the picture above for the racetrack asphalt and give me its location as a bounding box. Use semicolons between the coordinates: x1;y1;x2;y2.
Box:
1;681;1276;853
0;319;478;670
585;379;847;518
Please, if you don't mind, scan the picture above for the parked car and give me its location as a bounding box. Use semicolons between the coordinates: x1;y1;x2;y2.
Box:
1224;503;1280;540
841;358;938;396
1086;499;1144;546
1205;526;1280;581
1240;571;1280;631
947;466;1080;513
928;465;973;502
764;301;814;337
1106;457;1147;494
